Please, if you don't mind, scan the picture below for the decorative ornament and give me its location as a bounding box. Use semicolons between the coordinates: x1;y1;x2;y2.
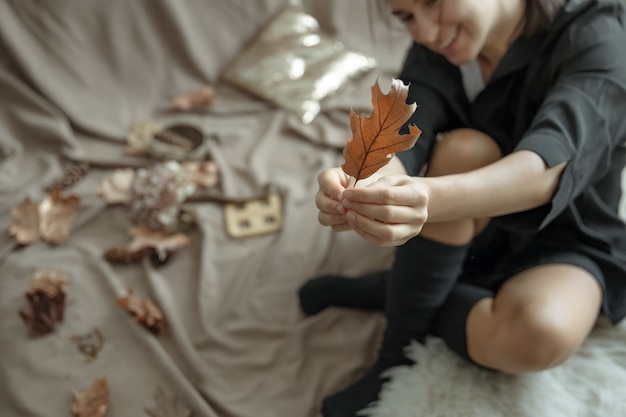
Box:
129;161;196;233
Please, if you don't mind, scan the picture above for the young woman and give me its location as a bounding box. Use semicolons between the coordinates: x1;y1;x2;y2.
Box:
298;0;626;416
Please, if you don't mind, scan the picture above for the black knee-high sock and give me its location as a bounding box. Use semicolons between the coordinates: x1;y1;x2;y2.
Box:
321;236;470;417
298;271;387;315
431;282;494;364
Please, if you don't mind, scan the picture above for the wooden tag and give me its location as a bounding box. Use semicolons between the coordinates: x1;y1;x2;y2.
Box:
224;193;283;238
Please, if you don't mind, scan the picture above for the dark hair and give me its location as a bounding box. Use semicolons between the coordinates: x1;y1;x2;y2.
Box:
522;0;567;37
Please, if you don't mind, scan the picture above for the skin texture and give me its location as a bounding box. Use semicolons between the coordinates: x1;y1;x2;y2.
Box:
314;0;603;373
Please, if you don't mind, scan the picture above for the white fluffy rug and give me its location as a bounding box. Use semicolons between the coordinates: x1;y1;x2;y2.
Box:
367;318;626;417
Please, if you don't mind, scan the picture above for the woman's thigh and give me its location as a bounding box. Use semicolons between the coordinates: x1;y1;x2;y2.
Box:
466;263;603;373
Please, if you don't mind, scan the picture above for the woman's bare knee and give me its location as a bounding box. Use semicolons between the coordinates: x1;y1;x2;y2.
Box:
467;265;602;373
427;128;502;177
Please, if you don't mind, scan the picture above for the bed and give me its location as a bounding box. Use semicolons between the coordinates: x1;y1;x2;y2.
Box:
1;1;625;417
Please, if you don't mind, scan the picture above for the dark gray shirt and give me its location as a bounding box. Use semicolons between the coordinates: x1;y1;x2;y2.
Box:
398;0;626;321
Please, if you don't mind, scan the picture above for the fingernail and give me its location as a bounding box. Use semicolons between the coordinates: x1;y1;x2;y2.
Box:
342;200;352;209
346;212;356;222
336;204;345;214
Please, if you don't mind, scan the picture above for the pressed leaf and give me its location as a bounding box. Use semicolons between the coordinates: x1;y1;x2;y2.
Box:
144;386;193;417
127;225;191;261
342;78;421;181
19;270;70;336
71;377;110;417
116;288;166;335
7;197;41;245
39;188;80;244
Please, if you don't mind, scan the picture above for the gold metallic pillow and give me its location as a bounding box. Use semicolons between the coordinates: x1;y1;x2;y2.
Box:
222;3;378;124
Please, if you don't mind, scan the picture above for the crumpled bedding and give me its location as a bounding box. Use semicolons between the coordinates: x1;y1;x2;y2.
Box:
0;1;411;416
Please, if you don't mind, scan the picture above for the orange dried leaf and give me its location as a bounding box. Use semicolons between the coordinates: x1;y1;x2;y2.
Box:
8;197;41;245
128;225;191;261
116;288;166;335
71;377;110;417
39;188;80;244
342;78;421;181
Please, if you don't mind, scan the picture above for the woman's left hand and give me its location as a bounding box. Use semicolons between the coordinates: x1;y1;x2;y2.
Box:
341;175;430;247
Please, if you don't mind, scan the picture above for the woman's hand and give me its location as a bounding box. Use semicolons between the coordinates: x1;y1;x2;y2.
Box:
315;165;430;246
341;175;429;247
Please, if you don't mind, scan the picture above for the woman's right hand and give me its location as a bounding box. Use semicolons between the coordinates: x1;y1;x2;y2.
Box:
315;167;353;232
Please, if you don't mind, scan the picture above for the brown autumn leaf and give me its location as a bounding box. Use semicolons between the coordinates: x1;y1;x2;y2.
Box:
171;85;214;112
127;225;191;261
116;288;166;335
71;376;110;417
39;187;80;244
19;270;70;336
144;386;193;417
181;161;220;189
342;78;421;181
7;197;41;245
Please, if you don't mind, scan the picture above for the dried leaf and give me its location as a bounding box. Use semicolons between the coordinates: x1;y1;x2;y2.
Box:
342;78;421;181
69;328;105;363
116;288;166;335
39;188;80;244
127;225;191;261
171;85;214;112
71;377;109;417
145;386;193;417
19;270;69;336
7;197;41;245
98;169;135;204
127;119;162;155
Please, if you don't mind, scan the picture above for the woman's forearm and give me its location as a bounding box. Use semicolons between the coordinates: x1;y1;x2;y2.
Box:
424;150;567;223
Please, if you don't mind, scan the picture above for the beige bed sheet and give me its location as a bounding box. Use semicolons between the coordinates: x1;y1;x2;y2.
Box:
0;1;411;416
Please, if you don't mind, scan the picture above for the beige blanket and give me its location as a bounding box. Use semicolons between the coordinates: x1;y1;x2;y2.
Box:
1;1;625;417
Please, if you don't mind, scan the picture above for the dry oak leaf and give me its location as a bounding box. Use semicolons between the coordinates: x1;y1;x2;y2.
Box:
116;288;166;335
7;197;40;245
39;187;80;244
128;225;191;261
145;386;193;417
71;376;110;417
98;168;135;204
181;161;220;189
19;270;70;336
342;78;421;181
171;85;214;112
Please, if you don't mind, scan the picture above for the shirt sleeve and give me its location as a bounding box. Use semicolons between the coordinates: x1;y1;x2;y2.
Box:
396;43;469;176
498;12;626;231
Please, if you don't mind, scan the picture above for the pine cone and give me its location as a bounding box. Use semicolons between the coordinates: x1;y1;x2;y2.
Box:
50;161;90;190
103;245;150;264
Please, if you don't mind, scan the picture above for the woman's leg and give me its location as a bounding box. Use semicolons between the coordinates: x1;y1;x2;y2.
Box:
466;264;602;373
299;129;502;317
318;129;502;417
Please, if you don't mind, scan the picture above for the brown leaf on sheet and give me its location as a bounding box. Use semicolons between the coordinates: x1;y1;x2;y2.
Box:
127;119;162;155
342;78;421;181
171;85;214;112
39;187;80;244
144;386;193;417
71;377;110;417
128;225;191;261
19;270;69;336
181;161;220;188
7;197;41;245
116;288;166;335
69;328;105;363
98;168;135;204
